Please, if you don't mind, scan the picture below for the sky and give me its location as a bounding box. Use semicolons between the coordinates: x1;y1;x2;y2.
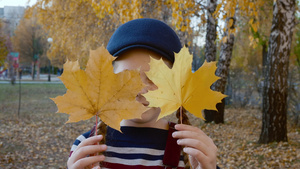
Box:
0;0;37;8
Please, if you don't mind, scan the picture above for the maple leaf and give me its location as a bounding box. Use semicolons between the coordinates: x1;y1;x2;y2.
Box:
51;46;148;131
143;47;226;120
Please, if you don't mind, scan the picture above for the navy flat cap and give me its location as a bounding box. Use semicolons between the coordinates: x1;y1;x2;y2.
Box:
107;18;182;63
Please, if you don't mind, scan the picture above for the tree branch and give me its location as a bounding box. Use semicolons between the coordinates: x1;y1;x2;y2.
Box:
196;1;207;10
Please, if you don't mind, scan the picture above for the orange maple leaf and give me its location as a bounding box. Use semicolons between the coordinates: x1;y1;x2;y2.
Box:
52;46;148;131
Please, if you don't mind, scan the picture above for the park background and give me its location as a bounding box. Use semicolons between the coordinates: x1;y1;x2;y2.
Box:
0;0;299;168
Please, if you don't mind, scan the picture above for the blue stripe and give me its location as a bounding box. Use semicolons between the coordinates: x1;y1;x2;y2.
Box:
82;130;91;138
74;139;81;146
105;151;164;161
105;139;166;150
106;126;168;150
73;130;91;146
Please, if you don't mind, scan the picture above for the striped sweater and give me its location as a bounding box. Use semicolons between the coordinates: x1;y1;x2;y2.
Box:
70;125;185;169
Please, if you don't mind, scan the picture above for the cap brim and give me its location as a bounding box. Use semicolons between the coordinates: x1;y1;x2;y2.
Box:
112;44;174;63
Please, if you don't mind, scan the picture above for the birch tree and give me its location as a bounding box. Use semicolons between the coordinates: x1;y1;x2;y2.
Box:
204;0;237;123
213;16;236;123
204;0;267;123
259;0;296;143
204;0;217;62
203;0;218;122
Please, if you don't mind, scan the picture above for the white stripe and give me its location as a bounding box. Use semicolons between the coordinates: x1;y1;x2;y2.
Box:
77;134;87;142
105;156;163;166
104;146;185;167
102;161;184;168
70;134;88;154
178;160;185;167
106;146;164;156
70;145;78;152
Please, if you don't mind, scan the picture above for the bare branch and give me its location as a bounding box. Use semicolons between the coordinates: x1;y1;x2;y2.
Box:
196;1;207;10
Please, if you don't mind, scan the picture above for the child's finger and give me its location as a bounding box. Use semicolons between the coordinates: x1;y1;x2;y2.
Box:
76;135;104;149
173;130;212;147
183;147;208;166
72;144;107;161
68;135;107;168
176;138;211;156
185;146;217;169
173;124;214;146
175;124;204;134
72;155;105;169
173;124;218;168
68;144;106;169
183;147;206;161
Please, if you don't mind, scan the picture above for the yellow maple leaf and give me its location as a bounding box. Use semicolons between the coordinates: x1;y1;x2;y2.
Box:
51;46;148;131
143;47;226;120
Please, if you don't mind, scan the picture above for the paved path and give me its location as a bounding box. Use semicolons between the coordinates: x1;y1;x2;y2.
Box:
0;74;62;84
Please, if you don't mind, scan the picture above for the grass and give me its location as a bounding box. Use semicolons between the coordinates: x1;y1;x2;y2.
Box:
0;83;66;102
0;83;65;115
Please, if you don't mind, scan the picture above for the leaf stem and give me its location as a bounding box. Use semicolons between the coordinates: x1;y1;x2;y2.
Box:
95;114;98;137
180;106;183;124
92;114;99;168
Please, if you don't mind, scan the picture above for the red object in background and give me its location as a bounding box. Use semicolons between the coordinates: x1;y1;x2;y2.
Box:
13;61;19;69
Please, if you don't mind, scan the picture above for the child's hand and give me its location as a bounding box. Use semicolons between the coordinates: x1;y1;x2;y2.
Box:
67;135;107;169
173;124;217;169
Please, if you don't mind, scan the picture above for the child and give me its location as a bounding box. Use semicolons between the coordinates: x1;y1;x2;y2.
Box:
67;18;218;169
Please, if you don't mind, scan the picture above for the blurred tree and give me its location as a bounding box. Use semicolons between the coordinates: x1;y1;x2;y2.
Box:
204;0;266;123
259;0;296;144
292;18;300;68
231;0;273;89
87;0;205;49
248;0;274;93
12;11;48;80
288;19;300;126
0;19;15;83
0;20;9;67
29;0;106;68
31;0;204;68
168;0;203;46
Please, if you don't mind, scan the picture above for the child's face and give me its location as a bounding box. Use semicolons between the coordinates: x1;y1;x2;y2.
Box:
113;48;172;107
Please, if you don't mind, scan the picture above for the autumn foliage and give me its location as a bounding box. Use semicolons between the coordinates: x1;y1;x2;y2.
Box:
0;21;8;67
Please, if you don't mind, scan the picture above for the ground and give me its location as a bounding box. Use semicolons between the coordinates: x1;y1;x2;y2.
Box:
0;83;299;168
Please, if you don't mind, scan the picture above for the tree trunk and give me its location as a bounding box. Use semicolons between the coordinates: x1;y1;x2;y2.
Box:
9;65;15;85
204;0;217;122
213;30;235;124
31;61;35;80
259;0;295;144
37;59;40;80
262;43;268;77
205;14;235;124
204;0;217;62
